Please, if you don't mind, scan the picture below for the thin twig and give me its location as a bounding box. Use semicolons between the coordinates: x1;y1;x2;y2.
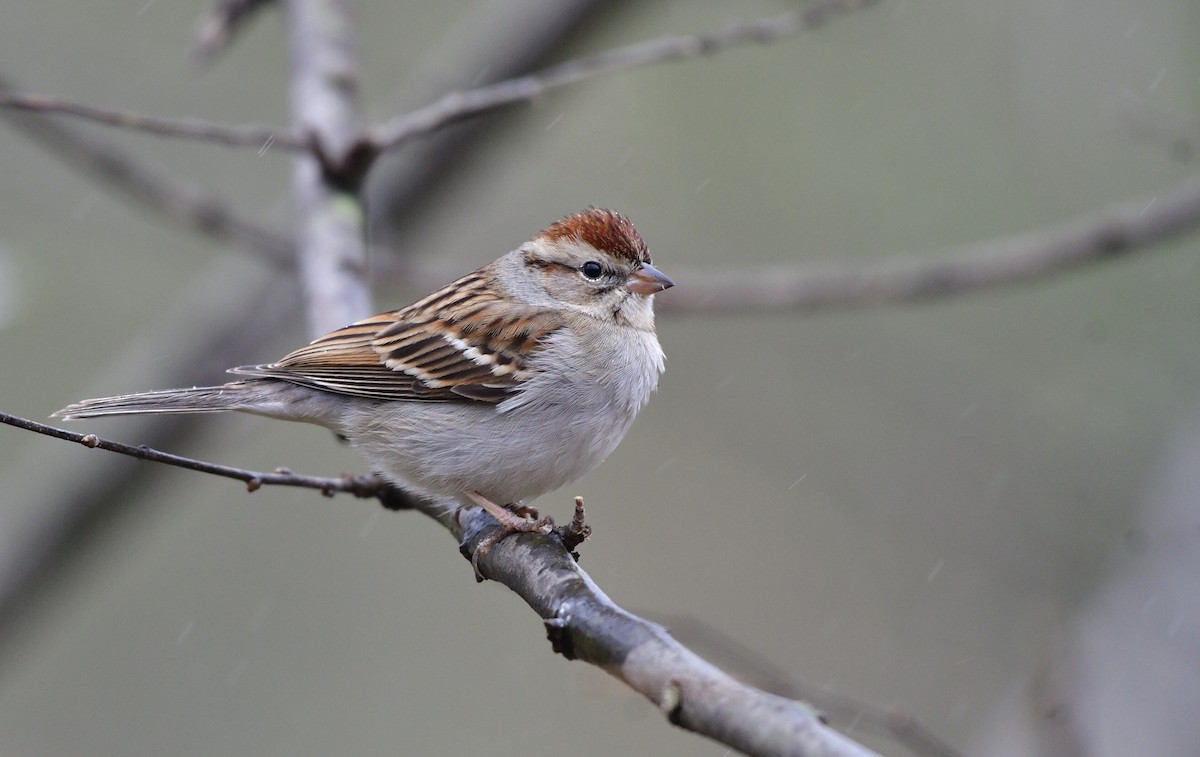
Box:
0;73;294;265
0;412;412;504
0;91;305;151
372;0;877;152
0;1;877;170
369;0;609;235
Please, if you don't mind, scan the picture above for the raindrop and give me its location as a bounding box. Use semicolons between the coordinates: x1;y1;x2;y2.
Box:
175;619;195;645
1149;67;1167;92
359;508;382;538
927;558;944;582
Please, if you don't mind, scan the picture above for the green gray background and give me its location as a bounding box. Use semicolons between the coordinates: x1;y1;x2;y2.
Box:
1;1;1198;755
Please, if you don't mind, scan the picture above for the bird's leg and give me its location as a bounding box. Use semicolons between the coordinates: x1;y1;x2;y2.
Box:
464;491;553;580
510;503;540;520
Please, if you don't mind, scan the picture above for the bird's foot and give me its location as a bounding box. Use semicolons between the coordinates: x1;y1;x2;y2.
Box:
465;492;553;580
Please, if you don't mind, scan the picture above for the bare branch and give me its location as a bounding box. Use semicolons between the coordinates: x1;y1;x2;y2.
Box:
370;175;1200;314
191;0;275;65
371;0;878;153
1;408;879;756
0;413;416;506
0;0;877;181
0;73;294;264
0;90;305;151
656;614;963;757
369;0;609;235
457;507;882;757
656;175;1200;313
283;0;372;336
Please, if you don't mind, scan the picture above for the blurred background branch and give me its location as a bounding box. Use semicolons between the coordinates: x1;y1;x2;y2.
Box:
282;0;371;335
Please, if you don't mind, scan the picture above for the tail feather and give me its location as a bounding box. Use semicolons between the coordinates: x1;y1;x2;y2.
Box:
53;382;264;419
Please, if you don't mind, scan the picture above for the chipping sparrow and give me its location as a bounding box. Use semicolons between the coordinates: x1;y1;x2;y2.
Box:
55;209;673;559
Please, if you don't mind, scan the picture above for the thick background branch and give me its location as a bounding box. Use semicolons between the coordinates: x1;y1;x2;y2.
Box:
283;0;372;335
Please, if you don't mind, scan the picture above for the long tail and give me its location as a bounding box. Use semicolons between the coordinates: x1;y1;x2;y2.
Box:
53;381;275;419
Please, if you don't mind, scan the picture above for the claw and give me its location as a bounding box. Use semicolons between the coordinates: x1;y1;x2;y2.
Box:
465;492;553;580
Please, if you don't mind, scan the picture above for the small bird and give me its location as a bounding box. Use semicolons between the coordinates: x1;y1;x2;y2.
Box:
55;209;673;566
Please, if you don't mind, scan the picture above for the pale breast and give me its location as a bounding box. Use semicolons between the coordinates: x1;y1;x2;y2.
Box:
346;323;664;506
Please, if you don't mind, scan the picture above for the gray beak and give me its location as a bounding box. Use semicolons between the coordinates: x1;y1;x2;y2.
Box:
626;262;675;295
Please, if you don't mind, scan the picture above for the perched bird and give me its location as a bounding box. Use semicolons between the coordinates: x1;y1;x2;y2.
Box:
55;209;673;568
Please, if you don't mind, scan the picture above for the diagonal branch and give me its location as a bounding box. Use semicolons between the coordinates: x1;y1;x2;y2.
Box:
0;413;411;506
457;507;882;757
371;0;877;152
0;73;294;265
0;409;880;756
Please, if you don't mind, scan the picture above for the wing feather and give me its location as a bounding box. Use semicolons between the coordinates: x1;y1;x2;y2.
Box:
230;270;562;404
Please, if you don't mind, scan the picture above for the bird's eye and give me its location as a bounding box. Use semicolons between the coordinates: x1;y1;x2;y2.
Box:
580;261;604;280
